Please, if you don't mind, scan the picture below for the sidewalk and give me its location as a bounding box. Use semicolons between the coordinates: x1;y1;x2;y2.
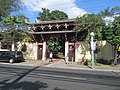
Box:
11;59;120;73
45;59;120;73
12;59;59;66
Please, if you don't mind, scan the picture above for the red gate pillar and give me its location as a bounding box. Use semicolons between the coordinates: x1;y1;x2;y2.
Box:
42;41;46;61
65;41;69;63
34;42;38;60
75;41;79;62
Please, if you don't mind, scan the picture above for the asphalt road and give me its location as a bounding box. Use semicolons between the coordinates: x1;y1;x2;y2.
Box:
0;64;120;90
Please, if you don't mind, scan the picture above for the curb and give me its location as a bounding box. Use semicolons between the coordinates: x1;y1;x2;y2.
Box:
46;65;120;72
45;61;120;73
36;61;50;66
36;60;59;67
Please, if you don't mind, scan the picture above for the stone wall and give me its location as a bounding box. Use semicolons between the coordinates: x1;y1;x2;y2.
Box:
77;41;114;62
18;41;114;62
22;42;35;60
77;41;91;62
95;41;114;60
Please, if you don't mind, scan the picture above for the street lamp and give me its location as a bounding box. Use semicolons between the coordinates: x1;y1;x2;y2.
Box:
90;32;94;67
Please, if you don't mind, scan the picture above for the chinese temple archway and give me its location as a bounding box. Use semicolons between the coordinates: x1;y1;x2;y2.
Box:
27;19;86;62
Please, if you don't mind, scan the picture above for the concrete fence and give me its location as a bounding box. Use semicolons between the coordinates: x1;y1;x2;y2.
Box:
77;41;114;62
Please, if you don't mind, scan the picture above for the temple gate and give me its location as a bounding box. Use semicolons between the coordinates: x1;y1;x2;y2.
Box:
27;19;86;62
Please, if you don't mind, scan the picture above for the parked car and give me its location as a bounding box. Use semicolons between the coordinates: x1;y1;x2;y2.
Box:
0;51;24;63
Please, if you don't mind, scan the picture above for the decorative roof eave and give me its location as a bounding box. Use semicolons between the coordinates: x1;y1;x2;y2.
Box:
27;30;81;34
26;19;76;25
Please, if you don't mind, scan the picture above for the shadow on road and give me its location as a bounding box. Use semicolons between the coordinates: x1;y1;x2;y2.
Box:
54;87;67;90
5;81;47;90
0;65;120;89
0;66;43;90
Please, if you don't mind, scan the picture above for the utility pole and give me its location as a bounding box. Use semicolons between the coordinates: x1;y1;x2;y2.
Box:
90;32;94;68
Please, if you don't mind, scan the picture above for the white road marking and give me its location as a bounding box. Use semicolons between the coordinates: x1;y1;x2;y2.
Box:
37;73;86;80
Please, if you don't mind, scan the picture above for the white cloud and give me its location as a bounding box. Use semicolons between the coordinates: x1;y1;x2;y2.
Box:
22;0;88;19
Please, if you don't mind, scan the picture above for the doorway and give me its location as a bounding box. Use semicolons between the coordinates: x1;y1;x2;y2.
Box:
68;45;75;61
38;45;43;60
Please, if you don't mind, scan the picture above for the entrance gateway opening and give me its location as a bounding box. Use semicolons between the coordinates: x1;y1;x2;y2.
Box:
27;20;85;62
37;33;66;60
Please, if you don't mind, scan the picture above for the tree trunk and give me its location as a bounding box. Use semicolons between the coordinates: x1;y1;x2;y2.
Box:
114;45;118;65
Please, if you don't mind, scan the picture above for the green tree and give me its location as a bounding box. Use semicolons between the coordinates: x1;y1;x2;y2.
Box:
47;37;61;57
37;8;68;21
0;15;27;50
104;19;120;65
0;0;22;21
111;6;120;15
51;10;68;20
76;14;105;41
37;8;51;21
98;7;112;18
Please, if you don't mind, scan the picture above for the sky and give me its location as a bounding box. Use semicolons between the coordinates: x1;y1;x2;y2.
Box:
19;0;120;22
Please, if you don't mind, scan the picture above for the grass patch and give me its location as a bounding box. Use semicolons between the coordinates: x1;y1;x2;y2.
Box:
110;64;120;68
96;59;114;65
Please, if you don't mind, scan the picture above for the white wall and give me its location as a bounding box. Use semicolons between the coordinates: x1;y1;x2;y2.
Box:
77;41;114;62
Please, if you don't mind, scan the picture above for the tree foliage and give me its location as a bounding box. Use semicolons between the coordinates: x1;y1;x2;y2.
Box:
105;15;120;45
104;18;120;64
99;6;120;45
37;8;68;21
99;6;120;17
76;14;105;41
0;15;27;43
2;15;26;28
105;21;120;45
98;6;120;65
0;0;22;20
98;7;112;18
51;10;68;20
47;37;61;56
111;6;120;15
37;8;51;21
